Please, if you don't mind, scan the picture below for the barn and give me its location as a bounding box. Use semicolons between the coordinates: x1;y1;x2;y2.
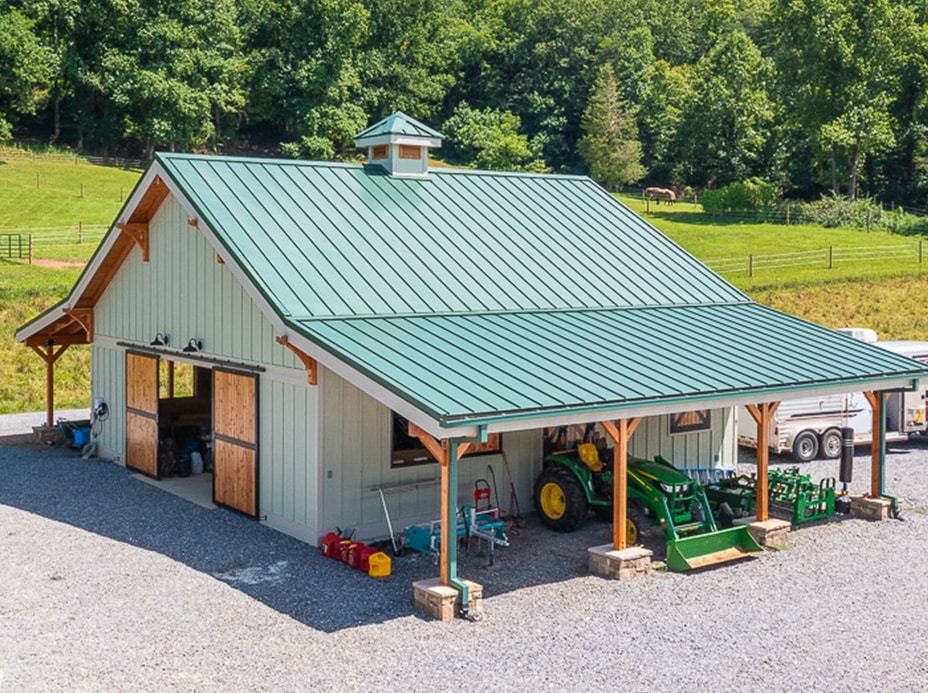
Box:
17;113;928;617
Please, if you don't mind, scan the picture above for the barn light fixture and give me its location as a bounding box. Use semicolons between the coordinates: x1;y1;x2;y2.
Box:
182;338;203;353
150;332;169;347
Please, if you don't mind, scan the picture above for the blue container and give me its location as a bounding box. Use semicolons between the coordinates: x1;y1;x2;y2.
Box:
72;427;91;447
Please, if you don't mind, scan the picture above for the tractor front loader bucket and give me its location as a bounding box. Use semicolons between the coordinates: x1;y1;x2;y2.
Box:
665;525;762;572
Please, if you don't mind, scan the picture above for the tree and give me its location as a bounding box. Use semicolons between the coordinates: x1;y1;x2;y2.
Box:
674;30;773;187
770;0;921;197
579;63;645;189
0;9;52;140
442;102;547;171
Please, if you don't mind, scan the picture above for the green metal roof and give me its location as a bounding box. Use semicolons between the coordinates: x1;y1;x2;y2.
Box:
354;112;444;141
292;302;926;427
157;154;747;320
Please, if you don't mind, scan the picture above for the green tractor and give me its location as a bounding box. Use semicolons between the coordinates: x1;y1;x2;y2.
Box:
534;444;763;571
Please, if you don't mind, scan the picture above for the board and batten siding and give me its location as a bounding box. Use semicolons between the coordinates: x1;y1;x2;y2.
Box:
321;368;541;541
90;193;321;544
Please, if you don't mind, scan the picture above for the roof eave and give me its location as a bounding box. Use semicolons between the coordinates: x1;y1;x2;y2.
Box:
442;374;924;434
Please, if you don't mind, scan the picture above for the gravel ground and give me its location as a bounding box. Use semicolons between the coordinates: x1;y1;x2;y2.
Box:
2;434;928;691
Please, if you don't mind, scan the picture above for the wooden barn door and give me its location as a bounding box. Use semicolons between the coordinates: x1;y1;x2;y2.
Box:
125;351;159;477
213;369;259;517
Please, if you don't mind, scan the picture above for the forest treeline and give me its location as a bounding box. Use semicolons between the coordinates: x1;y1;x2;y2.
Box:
2;0;928;206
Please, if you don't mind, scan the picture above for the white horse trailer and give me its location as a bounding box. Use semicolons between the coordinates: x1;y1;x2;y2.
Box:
738;339;928;462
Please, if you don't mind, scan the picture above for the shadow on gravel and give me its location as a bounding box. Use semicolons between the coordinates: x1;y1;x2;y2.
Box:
0;441;610;632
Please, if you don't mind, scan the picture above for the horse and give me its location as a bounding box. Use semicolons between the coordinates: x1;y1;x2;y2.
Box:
644;187;676;205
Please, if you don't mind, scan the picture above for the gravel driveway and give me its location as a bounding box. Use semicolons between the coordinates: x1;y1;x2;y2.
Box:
2;434;927;691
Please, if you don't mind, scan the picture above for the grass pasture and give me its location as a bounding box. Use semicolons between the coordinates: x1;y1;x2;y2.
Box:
617;194;928;290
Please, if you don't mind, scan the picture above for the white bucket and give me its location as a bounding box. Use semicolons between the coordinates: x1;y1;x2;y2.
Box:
190;451;204;474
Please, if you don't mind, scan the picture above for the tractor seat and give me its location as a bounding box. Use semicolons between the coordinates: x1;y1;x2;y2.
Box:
578;443;605;473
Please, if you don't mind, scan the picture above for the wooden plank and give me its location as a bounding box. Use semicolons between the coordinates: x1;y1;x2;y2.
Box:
865;391;885;497
126;352;158;415
214;439;257;516
126;412;158;476
214;370;257;445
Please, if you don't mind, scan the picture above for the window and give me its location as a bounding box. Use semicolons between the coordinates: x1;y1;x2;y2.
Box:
391;413;502;468
670;410;711;434
371;145;388;160
399;145;421;160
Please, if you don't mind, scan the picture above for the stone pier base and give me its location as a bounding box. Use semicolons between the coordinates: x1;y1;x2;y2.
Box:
745;518;791;547
413;577;483;621
588;545;653;580
32;425;62;445
851;496;893;521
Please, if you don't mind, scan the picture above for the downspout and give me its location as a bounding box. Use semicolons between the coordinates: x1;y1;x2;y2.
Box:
877;396;901;519
445;438;471;617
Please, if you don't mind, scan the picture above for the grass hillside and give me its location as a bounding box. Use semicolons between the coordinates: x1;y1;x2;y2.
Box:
2;150;928;414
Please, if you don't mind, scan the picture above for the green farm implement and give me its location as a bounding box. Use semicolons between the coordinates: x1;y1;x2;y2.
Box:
534;444;762;571
702;467;836;525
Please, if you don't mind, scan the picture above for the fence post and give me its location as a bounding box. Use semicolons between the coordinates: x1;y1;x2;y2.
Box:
80;183;83;198
829;246;833;269
18;233;22;260
749;254;754;277
786;203;790;226
920;240;923;265
79;221;83;244
28;233;32;265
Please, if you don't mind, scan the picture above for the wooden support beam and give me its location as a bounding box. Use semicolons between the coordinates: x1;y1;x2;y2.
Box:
29;343;69;427
406;423;474;585
600;417;641;551
63;308;93;341
864;391;886;497
275;336;318;385
745;402;781;522
117;222;150;262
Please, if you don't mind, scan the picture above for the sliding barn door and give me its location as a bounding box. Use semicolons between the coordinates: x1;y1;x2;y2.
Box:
213;369;258;517
125;351;159;477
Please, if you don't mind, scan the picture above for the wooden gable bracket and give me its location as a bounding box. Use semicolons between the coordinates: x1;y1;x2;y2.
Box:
276;336;318;385
63;308;94;341
407;421;473;465
117;222;150;262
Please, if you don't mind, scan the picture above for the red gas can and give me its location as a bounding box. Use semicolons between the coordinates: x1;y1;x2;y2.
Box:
338;539;353;563
320;532;342;558
347;542;366;569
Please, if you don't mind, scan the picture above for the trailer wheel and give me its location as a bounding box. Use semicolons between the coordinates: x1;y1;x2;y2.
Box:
820;428;842;459
792;430;819;462
534;467;589;532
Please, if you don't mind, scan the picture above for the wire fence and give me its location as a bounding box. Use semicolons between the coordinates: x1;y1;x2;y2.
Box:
0;225;108;263
705;241;926;277
0;148;143;169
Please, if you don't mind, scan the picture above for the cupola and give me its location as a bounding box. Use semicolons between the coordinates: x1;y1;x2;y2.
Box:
353;111;443;178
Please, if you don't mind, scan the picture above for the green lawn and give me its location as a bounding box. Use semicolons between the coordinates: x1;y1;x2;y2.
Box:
617;194;928;290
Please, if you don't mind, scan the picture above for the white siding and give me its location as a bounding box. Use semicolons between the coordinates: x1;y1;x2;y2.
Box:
90;193;321;544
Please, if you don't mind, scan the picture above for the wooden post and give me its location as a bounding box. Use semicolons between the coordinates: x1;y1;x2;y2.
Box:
746;402;781;522
829;245;833;269
864;392;885;497
28;233;33;264
601;417;641;550
30;343;70;427
749;254;754;277
786;203;790;226
79;221;83;245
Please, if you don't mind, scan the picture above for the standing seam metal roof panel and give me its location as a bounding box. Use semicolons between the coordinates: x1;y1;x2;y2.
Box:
291;303;928;423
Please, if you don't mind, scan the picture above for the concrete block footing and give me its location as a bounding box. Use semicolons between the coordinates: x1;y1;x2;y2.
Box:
32;425;62;445
413;577;483;621
588;544;653;580
850;496;893;521
745;518;792;546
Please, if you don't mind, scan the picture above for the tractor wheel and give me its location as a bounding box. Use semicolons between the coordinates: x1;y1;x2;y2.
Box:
534;467;589;532
625;516;639;545
820;428;842;459
791;430;819;462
